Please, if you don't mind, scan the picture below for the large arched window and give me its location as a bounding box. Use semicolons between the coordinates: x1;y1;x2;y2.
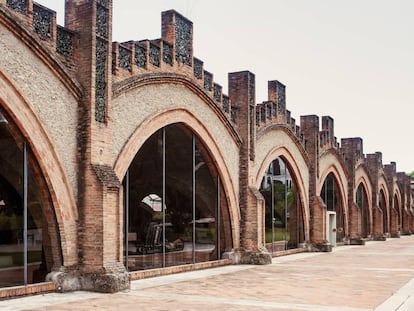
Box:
393;194;400;232
0;110;55;288
123;123;232;271
321;173;344;242
356;183;369;238
259;157;305;253
379;190;387;234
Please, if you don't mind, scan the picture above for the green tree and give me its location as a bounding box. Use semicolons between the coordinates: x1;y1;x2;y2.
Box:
408;171;414;178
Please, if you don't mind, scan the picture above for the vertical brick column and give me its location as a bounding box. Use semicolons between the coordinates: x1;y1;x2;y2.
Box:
321;116;334;145
384;162;400;237
341;138;365;243
268;80;286;123
366;153;385;240
64;0;129;292
228;71;270;264
398;173;411;235
161;10;193;67
301;115;328;249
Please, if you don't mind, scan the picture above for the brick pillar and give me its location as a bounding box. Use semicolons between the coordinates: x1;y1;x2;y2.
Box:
227;71;270;264
300;115;329;250
161;10;193;67
61;0;129;292
321;116;334;144
341;138;366;243
366;153;385;240
398;173;412;235
268;81;286;123
385;163;400;238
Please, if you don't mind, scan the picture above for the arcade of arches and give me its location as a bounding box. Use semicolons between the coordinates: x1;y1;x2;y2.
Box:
0;1;413;295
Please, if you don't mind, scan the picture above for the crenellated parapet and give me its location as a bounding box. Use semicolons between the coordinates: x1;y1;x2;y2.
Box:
111;10;236;124
341;137;365;167
255;80;304;145
384;162;398;186
0;0;76;73
319;116;340;153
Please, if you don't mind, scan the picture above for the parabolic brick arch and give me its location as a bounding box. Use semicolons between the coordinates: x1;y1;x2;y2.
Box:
0;0;412;298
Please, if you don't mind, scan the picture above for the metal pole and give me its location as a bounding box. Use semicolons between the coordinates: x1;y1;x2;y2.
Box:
217;175;221;260
192;134;196;263
332;178;336;240
23;141;28;285
332;177;335;212
162;128;166;267
124;169;129;270
284;162;288;250
271;177;274;253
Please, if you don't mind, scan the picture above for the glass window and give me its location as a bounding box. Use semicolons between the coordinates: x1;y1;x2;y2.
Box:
0;110;51;288
260;157;304;253
124;124;230;271
321;173;344;242
356;184;369;238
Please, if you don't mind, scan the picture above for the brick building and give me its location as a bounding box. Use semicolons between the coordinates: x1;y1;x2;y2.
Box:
0;0;412;298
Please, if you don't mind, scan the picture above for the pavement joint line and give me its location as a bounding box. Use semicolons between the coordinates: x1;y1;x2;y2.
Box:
125;290;372;311
270;264;414;273
0;291;104;311
374;277;414;311
130;264;256;290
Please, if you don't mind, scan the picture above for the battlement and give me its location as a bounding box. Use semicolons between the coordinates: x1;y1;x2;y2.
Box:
341;137;364;161
319;116;340;152
2;1;408;181
111;9;236;123
0;0;76;67
255;81;304;145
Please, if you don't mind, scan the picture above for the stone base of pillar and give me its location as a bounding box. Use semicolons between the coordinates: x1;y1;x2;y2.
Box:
373;235;387;241
349;238;366;245
223;247;272;265
47;265;130;293
391;233;401;238
309;242;332;252
401;231;412;236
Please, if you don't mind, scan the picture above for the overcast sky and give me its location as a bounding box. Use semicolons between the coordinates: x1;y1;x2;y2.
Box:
39;0;413;173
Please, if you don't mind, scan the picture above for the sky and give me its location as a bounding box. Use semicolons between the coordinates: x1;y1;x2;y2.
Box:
39;0;413;174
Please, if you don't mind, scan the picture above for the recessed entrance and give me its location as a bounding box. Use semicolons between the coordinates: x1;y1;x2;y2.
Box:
321;173;344;243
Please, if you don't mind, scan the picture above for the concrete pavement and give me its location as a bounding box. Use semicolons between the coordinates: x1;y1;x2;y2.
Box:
2;236;414;310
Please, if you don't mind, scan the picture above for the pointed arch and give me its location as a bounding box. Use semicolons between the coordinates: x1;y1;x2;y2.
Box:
393;186;403;232
0;71;78;267
318;151;349;242
114;108;240;249
378;174;390;234
355;168;372;239
254;143;309;243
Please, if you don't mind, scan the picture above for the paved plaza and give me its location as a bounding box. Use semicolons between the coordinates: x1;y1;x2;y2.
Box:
2;236;414;310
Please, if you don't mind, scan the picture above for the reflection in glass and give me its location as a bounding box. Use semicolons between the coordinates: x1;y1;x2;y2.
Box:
379;190;387;234
260;157;304;253
124;124;229;271
0;110;50;288
393;194;400;232
356;184;369;238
